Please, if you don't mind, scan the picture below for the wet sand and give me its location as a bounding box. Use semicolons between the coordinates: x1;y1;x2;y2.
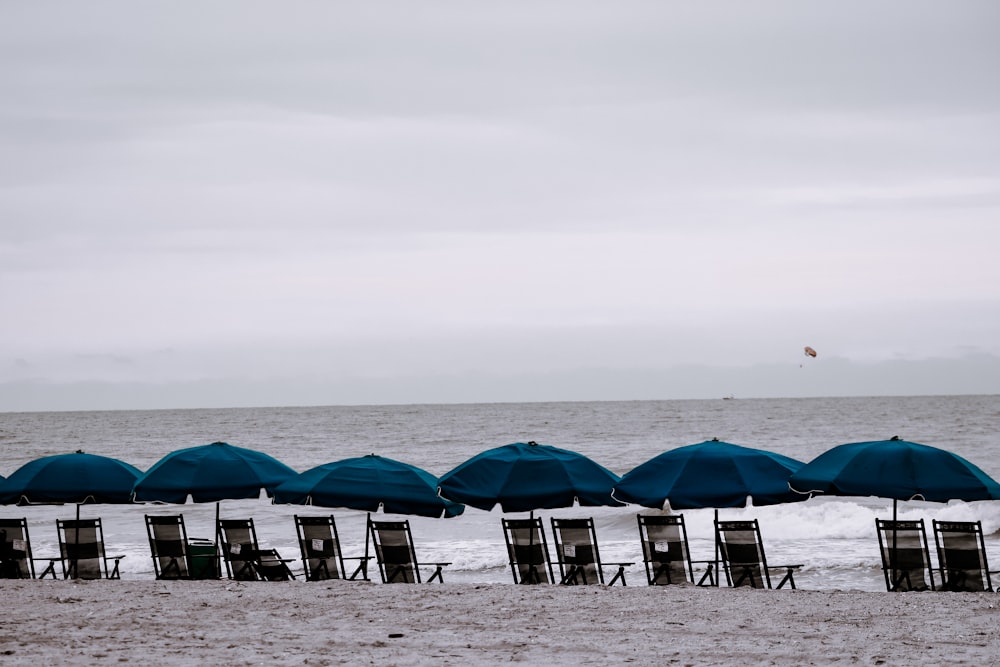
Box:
1;580;998;666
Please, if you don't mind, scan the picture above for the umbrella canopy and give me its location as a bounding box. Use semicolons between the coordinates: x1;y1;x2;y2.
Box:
273;454;463;519
437;441;622;513
132;441;297;503
614;439;807;510
0;450;141;505
788;437;1000;503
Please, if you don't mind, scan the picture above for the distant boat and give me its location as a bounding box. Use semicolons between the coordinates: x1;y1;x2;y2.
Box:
722;395;735;400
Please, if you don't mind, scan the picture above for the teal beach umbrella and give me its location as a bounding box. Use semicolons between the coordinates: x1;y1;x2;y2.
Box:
438;441;622;512
0;450;141;506
788;437;1000;503
132;441;296;503
789;437;1000;590
614;439;807;510
273;454;464;519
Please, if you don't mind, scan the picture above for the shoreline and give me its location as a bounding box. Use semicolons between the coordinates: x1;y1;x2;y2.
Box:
2;580;998;665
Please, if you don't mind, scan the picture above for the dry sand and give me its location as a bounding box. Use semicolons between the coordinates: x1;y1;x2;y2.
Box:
1;580;997;666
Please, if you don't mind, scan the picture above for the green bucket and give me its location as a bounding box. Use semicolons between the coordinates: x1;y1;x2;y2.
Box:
187;538;220;579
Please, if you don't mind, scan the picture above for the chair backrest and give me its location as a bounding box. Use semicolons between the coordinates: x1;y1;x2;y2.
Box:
875;518;935;591
933;520;992;592
57;518;109;580
295;515;346;581
217;518;262;581
369;519;419;583
145;514;191;580
550;517;603;585
501;517;553;584
0;518;35;579
716;519;770;588
637;514;694;585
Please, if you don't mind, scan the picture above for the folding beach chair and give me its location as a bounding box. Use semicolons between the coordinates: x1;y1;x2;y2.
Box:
550;517;632;586
368;518;450;583
636;514;715;586
145;514;194;580
875;518;935;592
932;520;997;592
217;518;295;581
0;518;56;579
294;515;370;581
716;519;801;589
55;518;125;580
501;517;554;584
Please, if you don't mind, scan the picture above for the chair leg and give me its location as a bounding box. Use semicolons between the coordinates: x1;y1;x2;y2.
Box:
775;568;795;590
607;565;626;587
234;561;258;581
349;560;368;581
697;565;716;587
160;557;180;579
108;558;121;580
38;560;57;580
520;565;542;584
650;563;670;585
732;567;757;588
426;565;444;583
311;559;330;581
560;565;582;585
890;570;922;592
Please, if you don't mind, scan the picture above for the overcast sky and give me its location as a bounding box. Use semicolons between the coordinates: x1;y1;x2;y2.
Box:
2;1;999;411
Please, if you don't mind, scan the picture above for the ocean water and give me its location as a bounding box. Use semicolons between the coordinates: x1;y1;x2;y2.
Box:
2;394;998;591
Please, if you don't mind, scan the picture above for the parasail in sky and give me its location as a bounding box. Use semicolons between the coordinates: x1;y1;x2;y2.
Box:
803;346;817;358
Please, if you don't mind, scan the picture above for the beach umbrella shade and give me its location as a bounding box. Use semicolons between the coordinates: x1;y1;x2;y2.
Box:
437;441;623;512
0;451;142;575
0;450;141;506
613;439;808;510
131;441;297;503
131;441;298;569
788;436;1000;590
787;437;1000;504
612;439;806;587
272;453;465;519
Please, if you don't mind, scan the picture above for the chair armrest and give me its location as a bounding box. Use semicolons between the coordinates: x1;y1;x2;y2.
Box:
770;564;802;590
420;562;450;584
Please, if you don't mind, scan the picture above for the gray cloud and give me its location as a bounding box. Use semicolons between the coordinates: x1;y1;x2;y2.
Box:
1;1;998;411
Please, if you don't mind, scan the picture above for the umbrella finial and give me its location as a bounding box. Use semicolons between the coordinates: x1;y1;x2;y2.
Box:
711;437;719;442
890;435;900;441
75;449;84;454
527;441;538;446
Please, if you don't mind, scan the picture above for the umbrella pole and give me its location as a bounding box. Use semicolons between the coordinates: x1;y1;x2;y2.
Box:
890;498;898;590
72;503;81;579
529;510;535;584
364;512;371;581
714;508;720;587
214;501;221;577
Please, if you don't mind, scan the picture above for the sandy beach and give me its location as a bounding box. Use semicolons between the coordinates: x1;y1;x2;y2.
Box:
2;581;997;666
